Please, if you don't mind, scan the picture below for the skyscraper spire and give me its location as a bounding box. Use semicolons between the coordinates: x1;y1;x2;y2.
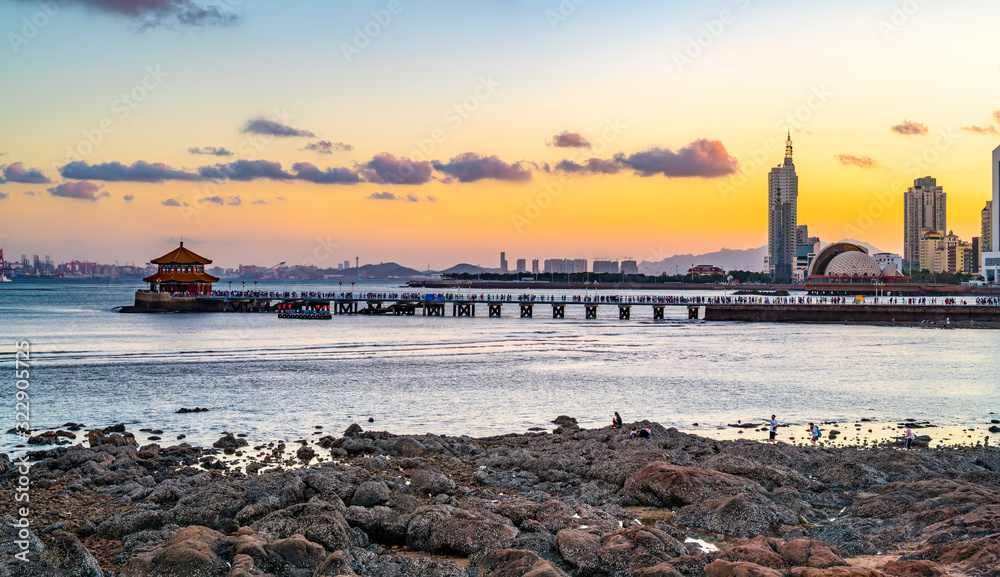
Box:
785;129;793;161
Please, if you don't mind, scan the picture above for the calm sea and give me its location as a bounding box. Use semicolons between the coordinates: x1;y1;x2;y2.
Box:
2;279;999;454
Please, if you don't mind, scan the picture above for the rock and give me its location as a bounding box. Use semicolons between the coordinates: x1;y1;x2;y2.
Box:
787;568;891;577
176;407;209;413
97;509;163;539
497;498;542;526
882;560;947;577
251;502;351;552
350;480;391;507
429;510;519;555
39;531;103;577
263;534;327;569
555;529;602;573
86;429;137;448
597;525;689;573
393;437;427;457
296;445;316;461
706;559;784;577
675;492;795;538
988;426;1000;433
622;462;764;508
344;423;364;437
212;433;248;449
552;416;578;426
119;525;233;577
103;423;127;433
780;538;847;569
409;469;456;496
479;548;570;577
315;551;358;576
635;564;686;577
718;536;785;568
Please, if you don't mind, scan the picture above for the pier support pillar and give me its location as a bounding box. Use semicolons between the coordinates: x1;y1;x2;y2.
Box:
423;303;445;316
454;303;474;317
585;305;598;319
688;305;699;319
618;305;631;320
520;304;533;318
653;305;665;320
552;304;565;319
488;303;502;318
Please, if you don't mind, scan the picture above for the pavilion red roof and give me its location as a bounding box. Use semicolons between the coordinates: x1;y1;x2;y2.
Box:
142;271;220;284
150;242;213;265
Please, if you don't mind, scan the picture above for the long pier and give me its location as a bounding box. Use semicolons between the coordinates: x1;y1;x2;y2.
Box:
127;290;1000;325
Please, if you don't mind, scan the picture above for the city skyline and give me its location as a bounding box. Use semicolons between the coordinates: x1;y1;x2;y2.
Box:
2;1;1000;268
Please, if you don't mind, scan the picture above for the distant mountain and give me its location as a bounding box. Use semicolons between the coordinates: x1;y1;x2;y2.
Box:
438;263;498;275
335;262;423;278
640;246;768;275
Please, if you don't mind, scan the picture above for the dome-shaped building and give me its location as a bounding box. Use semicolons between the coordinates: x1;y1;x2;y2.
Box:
824;251;882;277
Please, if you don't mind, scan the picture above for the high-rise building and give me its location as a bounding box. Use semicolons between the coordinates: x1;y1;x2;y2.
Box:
620;260;638;275
531;259;539;275
592;260;619;274
500;252;508;275
515;258;526;274
983;146;1000;281
904;176;947;272
983;201;993;254
972;237;981;274
768;131;798;280
573;259;588;274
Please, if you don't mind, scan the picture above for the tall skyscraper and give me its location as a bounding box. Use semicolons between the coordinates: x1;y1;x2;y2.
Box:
983;145;1000;282
768;131;798;280
500;252;508;274
531;259;539;274
983;200;993;254
903;176;946;272
515;258;526;274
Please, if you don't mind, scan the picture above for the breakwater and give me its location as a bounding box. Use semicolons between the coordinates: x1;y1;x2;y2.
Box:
703;303;1000;326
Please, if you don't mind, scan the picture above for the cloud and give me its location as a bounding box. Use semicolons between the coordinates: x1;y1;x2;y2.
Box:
198;160;293;181
1;162;52;184
426;195;437;202
23;191;37;196
432;153;532;183
46;0;239;29
161;198;182;207
960;125;998;135
200;195;242;206
835;154;881;169
359;153;433;185
242;118;314;138
550;131;591;148
555;158;624;174
891;120;928;136
303;140;353;154
188;146;233;156
0;192;7;200
292;162;363;184
615;139;738;178
251;199;270;205
61;160;202;182
123;194;135;201
47;181;106;201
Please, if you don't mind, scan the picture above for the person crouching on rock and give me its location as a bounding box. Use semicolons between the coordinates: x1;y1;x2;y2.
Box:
612;412;623;429
631;427;651;439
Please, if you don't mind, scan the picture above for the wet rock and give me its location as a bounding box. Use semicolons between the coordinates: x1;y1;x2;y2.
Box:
409;468;456;496
344;423;364;437
429;509;519;555
37;530;102;577
621;462;765;508
212;433;248;450
251;502;351;552
552;416;578;427
97;509;163;539
780;538;847;568
717;536;785;568
175;407;209;413
479;548;570;577
119;525;233;577
393;437;427;457
676;492;796;538
296;445;316;462
264;534;327;569
350;480;390;507
597;525;689;573
555;529;602;574
882;560;947;577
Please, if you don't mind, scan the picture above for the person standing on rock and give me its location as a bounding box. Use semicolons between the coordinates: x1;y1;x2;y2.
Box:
809;423;821;447
765;415;779;444
612;412;623;429
904;425;915;450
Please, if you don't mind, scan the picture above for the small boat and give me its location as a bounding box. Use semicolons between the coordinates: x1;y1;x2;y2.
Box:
278;310;332;320
0;274;11;283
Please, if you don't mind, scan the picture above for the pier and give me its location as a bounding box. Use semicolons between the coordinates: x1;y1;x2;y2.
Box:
125;290;1000;325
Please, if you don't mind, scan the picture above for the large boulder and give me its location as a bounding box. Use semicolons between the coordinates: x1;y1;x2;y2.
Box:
705;559;784;577
780;539;847;569
250;502;351;552
675;492;796;538
881;560;947;577
622;463;764;508
119;525;234;577
393;437;427;457
263;534;327;569
314;551;358;576
555;529;602;574
717;536;785;569
350;480;391;507
429;510;519;555
597;525;689;573
211;433;247;450
39;531;103;577
406;505;459;551
409;469;456;496
97;509;163;539
479;548;570;577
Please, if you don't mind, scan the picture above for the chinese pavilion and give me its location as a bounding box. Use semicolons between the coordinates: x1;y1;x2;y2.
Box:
142;242;219;295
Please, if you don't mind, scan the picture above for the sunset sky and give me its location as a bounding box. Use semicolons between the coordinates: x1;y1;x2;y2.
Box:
1;0;998;270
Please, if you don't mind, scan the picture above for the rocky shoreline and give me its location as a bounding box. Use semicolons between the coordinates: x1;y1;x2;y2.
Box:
1;419;999;577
